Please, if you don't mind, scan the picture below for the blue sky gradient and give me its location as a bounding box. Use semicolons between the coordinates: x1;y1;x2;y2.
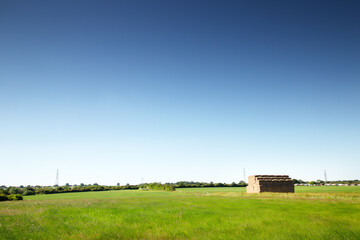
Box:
1;1;359;185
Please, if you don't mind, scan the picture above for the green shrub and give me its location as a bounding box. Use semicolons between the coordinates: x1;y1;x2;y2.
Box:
23;189;35;195
0;194;7;201
147;183;175;191
6;194;23;201
9;187;24;195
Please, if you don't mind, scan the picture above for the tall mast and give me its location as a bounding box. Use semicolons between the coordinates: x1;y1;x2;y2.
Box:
324;169;327;184
243;168;246;183
55;169;59;186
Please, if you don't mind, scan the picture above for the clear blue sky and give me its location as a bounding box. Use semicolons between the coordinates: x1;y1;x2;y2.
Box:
1;0;359;186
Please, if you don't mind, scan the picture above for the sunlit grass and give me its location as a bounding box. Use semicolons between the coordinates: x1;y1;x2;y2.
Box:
179;186;360;200
295;185;360;193
1;187;359;239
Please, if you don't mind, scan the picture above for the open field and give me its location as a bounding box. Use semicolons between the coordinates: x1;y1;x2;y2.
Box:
1;187;360;239
178;186;360;193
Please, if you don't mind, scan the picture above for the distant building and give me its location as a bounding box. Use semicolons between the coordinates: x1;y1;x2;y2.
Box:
247;175;294;193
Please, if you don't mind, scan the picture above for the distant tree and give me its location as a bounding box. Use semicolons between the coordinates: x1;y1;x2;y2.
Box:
65;183;70;187
293;179;300;184
238;181;246;186
9;187;23;195
23;188;35;196
117;183;120;186
316;179;324;184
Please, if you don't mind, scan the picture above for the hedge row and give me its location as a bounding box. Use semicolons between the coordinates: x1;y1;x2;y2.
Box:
0;194;23;201
147;183;175;191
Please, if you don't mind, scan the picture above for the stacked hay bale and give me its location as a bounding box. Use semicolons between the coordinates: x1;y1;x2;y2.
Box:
247;175;294;193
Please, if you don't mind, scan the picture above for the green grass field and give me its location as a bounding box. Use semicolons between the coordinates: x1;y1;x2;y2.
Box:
1;187;359;239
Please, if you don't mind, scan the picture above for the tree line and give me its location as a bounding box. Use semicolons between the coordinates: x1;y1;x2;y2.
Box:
3;179;357;199
0;181;248;197
169;181;247;188
292;179;360;185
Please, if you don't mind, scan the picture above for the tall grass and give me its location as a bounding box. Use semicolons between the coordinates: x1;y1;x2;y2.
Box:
1;187;359;239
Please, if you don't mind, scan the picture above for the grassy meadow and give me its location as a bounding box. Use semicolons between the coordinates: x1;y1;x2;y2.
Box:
1;186;359;239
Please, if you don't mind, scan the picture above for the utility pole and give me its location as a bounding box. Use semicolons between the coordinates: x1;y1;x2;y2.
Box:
243;168;246;183
55;169;59;186
324;169;327;184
